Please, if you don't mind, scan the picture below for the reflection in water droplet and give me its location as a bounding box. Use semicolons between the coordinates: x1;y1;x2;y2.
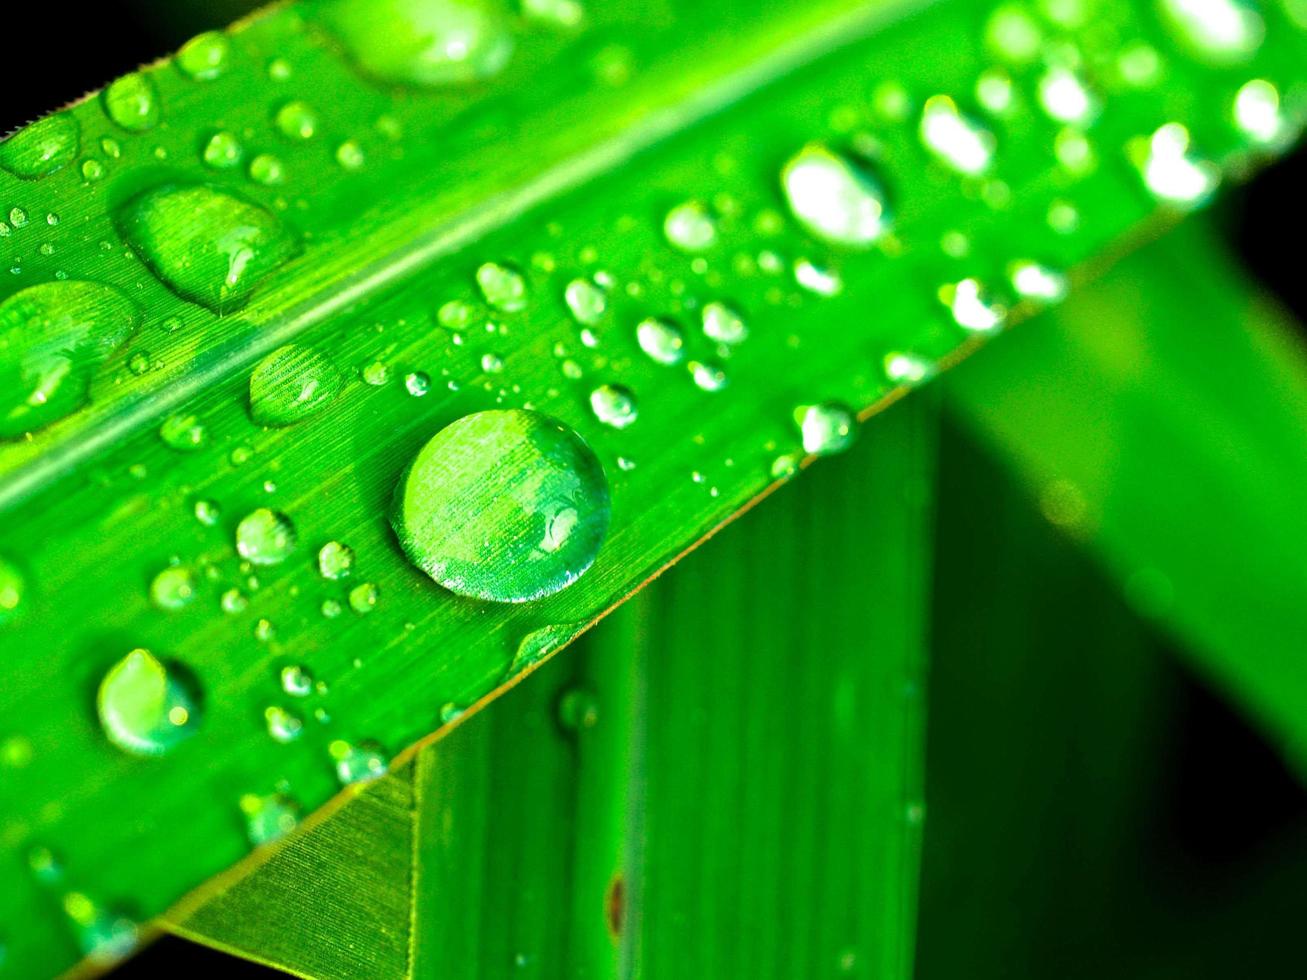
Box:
663;200;718;252
63;893;138;966
1132;123;1219;206
701;301;747;345
920;96;995;175
794;258;842;296
476;261;528;311
118;184;298;311
781;145;892;248
330;739;388;785
636;317;685;364
0;113;80;179
235;508;297;565
565;277;607;325
275;100;319;140
943;278;1007;332
265;706;304;742
97;649;202;757
318;0;515;87
249;344;343;426
1037;67;1097;125
349;582;380;613
883;351;937;386
689;360;728;392
102;73;160;132
159;413;207;451
1233;79;1285;145
202;131;243;169
391;409;610;602
0;281;141;439
281;665;314;697
796;403;856;456
589;383;638;428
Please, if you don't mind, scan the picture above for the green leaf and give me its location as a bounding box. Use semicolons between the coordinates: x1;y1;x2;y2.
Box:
944;219;1307;760
3;0;1306;973
168;392;936;977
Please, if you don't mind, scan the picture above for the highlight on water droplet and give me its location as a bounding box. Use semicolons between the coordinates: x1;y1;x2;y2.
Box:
97;649;202;757
176;31;232;81
150;566;197;611
249;344;343;426
1158;0;1264;64
235;508;297;565
663;200;718;252
1233;79;1286;146
635;316;685;365
781;144;892;248
701;301;747;346
689;359;727;392
0;113;80;179
1008;260;1068;303
265;705;304;742
794;257;843;296
919;96;995;176
1130;123;1219;207
795;403;856;456
240;792;299;846
564;277;607;325
883;351;937;386
118;184;298;311
317;0;516;88
0;281;141;439
476;261;528;311
589;383;638;428
1037;66;1097;125
391;409;610;602
941;278;1007;332
102;72;161;132
349;582;380;613
330;738;388;785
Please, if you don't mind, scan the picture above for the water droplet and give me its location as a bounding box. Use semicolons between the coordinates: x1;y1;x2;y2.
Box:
118;184;298;311
102;72;160;132
985;4;1043;64
265;706;304;742
1;733;33;768
221;588;248;614
476;261;528;311
1131;123;1218;207
9;207;27;228
97;649;201;756
481;352;504;373
318;541;355;580
362;360;390;386
249;344;343;426
150;566;197;610
557;688;599;730
128;351;152;376
235;508;297;565
81;159;105;182
405;370;431;396
663;200;717;252
636;316;685;364
267;57;293;81
348;582;380;613
942;278;1007;332
329;738;387;785
781;145;892;248
336;139;366;170
522;0;585;27
1233;79;1285;145
0;113;79;179
240;793;299;845
1159;0;1263;64
796;403;856;456
0;281;141;439
159;412;207;451
248;153;286;185
274;100;319;140
318;0;515;87
176;30;231;80
700;300;747;346
589;383;638;428
202;131;243;169
439;298;473;328
391;409;610;602
689;360;728;392
281;665;314;697
1009;260;1068;303
63;894;138;966
920;96;995;176
794;257;842;296
1037;66;1097;125
194;499;221;526
564;277;607;325
883;351;937;385
0;557;26;624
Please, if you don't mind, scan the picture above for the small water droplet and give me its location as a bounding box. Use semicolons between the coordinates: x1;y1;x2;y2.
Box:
942;278;1007;332
1009;260;1068;303
391;409;610;602
63;893;138;966
1037;66;1097;125
781;144;892;247
794;257;842;296
635;316;685;364
202;131;243;169
522;0;585;27
240;792;299;845
1159;0;1263;64
796;403;856;456
362;360;390;386
248;153;286;185
405;370;431;396
249;344;343;426
920;96;995;176
0;113;79;179
318;541;355;580
663;200;718;252
1233;79;1285;145
194;499;221;526
0;557;26;624
701;301;747;345
117;184;298;311
150;566;197;611
1131;123;1219;206
564;277;608;325
336;139;366;170
221;588;248;614
329;738;387;785
275;100;319;140
348;582;380;613
81;159;105;182
589;383;638;428
159;413;207;451
985;4;1043;63
557;688;599;730
265;706;304;742
177;31;232;80
481;352;504;373
102;72;160;132
235;508;297;565
281;665;314;697
689;360;728;392
476;261;528;311
97;649;202;756
883;351;937;385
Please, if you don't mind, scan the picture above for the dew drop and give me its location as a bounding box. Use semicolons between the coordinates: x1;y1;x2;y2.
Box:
150;566;197;611
0;113;79;179
522;0;584;27
265;706;304;743
1233;79;1285;145
794;258;842;296
202;131;243;169
362;360;390;385
1037;66;1097;125
240;793;299;846
177;31;232;80
248;153;286;185
564;277;607;325
689;360;728;392
249;344;343;426
919;96;995;176
0;557;26;623
942;278;1007;332
63;894;138;966
159;413;207;451
476;261;528;311
796;403;856;456
781;144;892;248
0;281;141;439
405;371;431;396
336;139;366;170
1132;123;1219;207
635;316;685;365
1159;0;1264;64
117;184;298;311
194;499;221;526
557;688;599;730
348;582;380;613
317;0;515;87
235;508;297;565
318;541;355;580
589;383;638;428
97;649;201;757
883;351;937;386
1009;260;1068;303
701;301;747;345
391;409;610;602
281;665;314;697
330;738;387;785
275;100;319;140
663;200;718;252
102;73;161;132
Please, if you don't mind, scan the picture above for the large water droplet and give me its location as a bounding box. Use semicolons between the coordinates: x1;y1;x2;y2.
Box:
391;409;610;602
1233;79;1286;146
0;113;80;179
97;649;201;757
1132;123;1219;206
781;145;892;248
476;260;528;311
330;738;388;784
235;508;297;565
589;383;638;428
796;403;856;456
318;540;355;579
0;281;141;439
317;0;516;88
102;72;161;132
249;344;343;426
150;566;197;611
176;31;232;81
701;301;747;345
118;184;298;311
1158;0;1264;64
920;96;995;176
564;277;607;325
635;316;685;365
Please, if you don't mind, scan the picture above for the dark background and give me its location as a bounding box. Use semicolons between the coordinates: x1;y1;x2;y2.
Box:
4;2;1306;977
